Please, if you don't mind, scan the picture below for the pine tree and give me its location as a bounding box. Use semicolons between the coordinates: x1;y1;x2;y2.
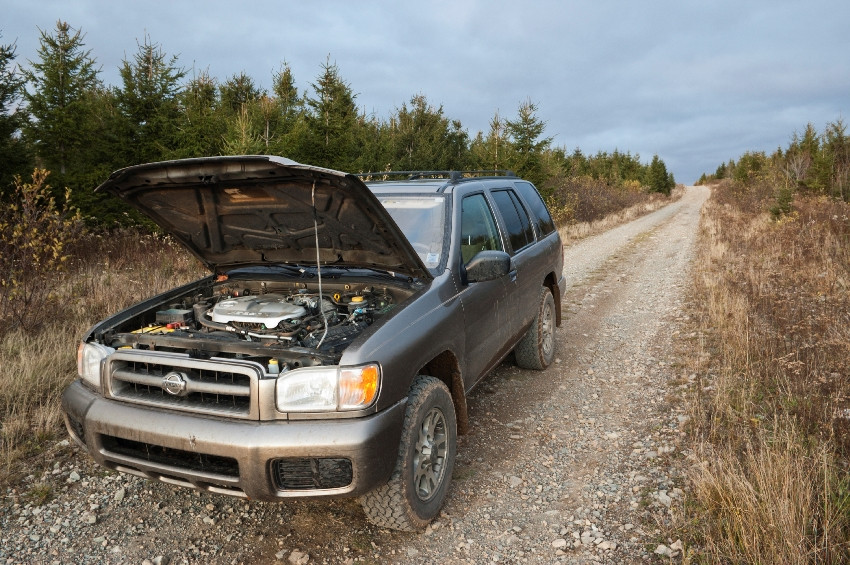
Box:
568;148;588;176
352;113;390;173
272;63;302;128
221;103;265;155
388;94;469;171
66;83;142;225
270;63;306;159
115;35;185;164
219;71;260;114
173;70;226;158
0;34;32;195
822;119;849;200
471;110;511;172
798;123;822;191
505;100;551;187
646;154;672;195
303;58;358;171
444;118;471;171
21;21;101;177
218;72;265;156
256;94;277;150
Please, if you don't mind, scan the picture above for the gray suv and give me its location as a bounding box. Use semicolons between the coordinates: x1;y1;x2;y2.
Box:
62;156;565;531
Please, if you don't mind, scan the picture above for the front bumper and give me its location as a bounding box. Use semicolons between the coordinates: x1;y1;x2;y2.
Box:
61;380;406;500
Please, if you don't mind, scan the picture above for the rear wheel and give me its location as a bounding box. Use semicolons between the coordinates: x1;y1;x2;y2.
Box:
514;286;556;370
360;376;457;531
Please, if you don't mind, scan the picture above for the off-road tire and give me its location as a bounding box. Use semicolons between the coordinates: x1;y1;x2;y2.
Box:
360;376;457;531
514;286;556;370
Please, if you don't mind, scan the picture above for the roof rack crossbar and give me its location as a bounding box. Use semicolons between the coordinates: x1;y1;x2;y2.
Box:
353;169;516;182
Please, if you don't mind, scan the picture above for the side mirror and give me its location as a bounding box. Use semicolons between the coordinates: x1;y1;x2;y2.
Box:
464;250;511;283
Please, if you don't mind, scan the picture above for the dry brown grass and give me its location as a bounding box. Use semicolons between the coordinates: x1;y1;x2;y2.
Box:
690;426;849;564
680;180;850;562
559;185;683;245
0;230;204;480
544;175;663;226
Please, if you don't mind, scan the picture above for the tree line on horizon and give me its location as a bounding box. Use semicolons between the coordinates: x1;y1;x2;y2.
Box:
0;21;675;226
697;120;850;209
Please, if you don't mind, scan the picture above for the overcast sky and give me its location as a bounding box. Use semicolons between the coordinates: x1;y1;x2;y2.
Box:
4;0;849;183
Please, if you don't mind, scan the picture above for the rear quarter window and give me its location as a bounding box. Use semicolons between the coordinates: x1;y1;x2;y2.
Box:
514;181;556;236
491;189;535;253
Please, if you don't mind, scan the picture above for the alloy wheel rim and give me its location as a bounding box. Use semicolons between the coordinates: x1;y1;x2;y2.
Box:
542;299;554;358
413;406;448;501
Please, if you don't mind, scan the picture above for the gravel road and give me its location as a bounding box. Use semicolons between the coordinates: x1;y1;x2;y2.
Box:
1;186;710;565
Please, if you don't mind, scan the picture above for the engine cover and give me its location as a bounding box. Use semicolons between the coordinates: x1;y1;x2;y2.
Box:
210;294;307;328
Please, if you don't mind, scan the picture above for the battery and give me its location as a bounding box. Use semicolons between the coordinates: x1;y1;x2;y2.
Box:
155;308;193;325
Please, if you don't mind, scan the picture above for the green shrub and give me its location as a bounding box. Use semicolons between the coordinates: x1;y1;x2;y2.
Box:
0;169;84;333
544;174;659;224
770;184;795;219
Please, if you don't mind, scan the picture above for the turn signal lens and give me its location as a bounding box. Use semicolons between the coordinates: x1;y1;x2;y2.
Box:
339;364;380;410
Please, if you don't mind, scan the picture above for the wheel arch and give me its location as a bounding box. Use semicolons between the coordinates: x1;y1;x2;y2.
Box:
419;350;469;435
544;271;562;326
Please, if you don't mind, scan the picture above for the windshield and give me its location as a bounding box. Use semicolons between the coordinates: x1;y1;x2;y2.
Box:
379;196;446;272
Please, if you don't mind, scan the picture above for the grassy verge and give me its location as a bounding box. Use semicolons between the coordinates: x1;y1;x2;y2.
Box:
545;174;684;244
559;185;683;245
0;229;204;482
679;180;850;562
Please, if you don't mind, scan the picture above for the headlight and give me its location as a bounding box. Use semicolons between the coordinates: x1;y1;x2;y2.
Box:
275;363;380;412
76;342;114;390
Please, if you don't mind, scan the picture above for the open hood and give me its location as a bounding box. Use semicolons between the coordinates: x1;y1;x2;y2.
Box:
96;155;431;280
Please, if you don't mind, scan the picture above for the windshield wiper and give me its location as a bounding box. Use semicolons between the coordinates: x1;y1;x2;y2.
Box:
226;264;313;278
327;265;416;282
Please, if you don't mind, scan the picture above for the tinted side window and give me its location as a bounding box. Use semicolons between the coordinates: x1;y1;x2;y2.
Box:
515;181;555;236
460;193;503;265
491;189;534;253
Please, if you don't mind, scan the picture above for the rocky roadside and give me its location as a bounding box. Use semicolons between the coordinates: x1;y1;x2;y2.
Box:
0;186;709;564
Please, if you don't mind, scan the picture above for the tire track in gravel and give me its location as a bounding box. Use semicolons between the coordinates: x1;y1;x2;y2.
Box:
392;185;710;564
0;187;708;565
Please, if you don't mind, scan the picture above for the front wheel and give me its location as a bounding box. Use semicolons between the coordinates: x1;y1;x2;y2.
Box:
514;286;556;370
360;376;457;531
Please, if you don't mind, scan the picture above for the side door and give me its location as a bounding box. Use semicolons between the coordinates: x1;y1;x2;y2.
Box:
487;187;540;343
456;192;512;386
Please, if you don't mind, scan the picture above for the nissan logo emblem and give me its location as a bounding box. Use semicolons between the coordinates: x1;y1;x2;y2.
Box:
162;371;188;396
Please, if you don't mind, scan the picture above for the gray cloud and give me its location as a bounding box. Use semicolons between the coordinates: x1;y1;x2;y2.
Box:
4;0;849;183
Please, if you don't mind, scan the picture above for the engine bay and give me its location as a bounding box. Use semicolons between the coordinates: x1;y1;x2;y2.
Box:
100;279;405;369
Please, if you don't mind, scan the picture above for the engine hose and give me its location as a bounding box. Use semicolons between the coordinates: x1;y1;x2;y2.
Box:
247;332;295;341
197;313;234;332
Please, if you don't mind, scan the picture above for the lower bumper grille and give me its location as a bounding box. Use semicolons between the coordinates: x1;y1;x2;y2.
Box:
101;435;239;477
272;457;353;490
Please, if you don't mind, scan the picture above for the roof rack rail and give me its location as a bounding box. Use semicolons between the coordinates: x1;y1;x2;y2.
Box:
354;170;516;182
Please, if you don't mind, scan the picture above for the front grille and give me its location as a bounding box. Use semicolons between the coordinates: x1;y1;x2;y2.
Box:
101;435;239;477
272;457;353;490
106;351;257;418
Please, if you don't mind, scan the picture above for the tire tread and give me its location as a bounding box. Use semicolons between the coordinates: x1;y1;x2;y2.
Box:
360;376;455;531
514;286;555;370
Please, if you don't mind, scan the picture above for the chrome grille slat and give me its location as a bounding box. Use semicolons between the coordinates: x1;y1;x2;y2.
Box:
111;369;163;388
112;368;251;396
106;351;259;419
